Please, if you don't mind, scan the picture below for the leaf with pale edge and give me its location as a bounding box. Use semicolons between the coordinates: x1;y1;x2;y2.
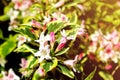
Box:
41;57;58;73
99;71;114;80
57;64;75;79
0;35;17;58
85;67;96;80
47;21;64;33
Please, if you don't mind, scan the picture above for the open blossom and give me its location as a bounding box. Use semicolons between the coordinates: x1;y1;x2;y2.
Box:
2;69;20;80
89;30;120;63
34;44;51;62
19;58;28;76
8;20;18;31
7;9;19;22
99;44;114;62
43;15;51;25
64;55;82;72
35;32;50;48
17;35;26;47
34;32;51;62
77;27;85;36
52;12;68;22
77;20;85;36
13;0;32;11
17;35;31;47
20;58;27;68
105;30;119;45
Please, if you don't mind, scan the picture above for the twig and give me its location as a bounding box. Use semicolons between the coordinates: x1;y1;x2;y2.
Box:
112;65;119;76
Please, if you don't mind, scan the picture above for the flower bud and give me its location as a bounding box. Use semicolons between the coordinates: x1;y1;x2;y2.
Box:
56;37;67;52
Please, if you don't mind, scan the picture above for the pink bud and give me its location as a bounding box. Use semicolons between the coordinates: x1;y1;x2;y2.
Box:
42;24;47;32
37;67;45;76
56;37;67;52
52;18;58;21
78;53;83;60
20;58;27;68
105;65;112;70
50;32;55;43
31;20;41;28
88;52;96;60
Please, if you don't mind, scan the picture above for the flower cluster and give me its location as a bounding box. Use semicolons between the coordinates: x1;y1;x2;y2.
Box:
88;30;120;63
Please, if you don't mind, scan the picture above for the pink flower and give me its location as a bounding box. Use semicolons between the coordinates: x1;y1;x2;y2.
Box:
43;15;51;25
64;55;81;72
37;67;45;76
105;64;112;70
53;0;64;8
2;69;20;80
61;14;68;21
8;20;18;31
77;27;85;36
19;58;28;76
78;53;84;60
34;44;51;62
114;42;120;50
17;35;27;47
88;52;96;60
20;58;27;68
105;46;113;54
31;20;41;28
77;5;85;12
50;32;55;44
56;37;67;52
52;13;68;22
14;0;32;11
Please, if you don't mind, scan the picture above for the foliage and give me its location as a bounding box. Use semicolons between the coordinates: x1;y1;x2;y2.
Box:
0;0;120;80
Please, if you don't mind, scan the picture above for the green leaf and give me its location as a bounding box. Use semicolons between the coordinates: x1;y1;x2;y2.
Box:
55;48;69;56
47;21;64;33
57;64;74;79
69;13;78;24
0;29;3;39
27;56;38;68
66;25;80;40
14;44;36;54
4;2;14;14
0;15;9;21
32;73;40;80
99;71;114;80
41;57;58;72
102;15;114;23
0;35;17;58
30;3;44;12
85;67;96;80
14;27;36;39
